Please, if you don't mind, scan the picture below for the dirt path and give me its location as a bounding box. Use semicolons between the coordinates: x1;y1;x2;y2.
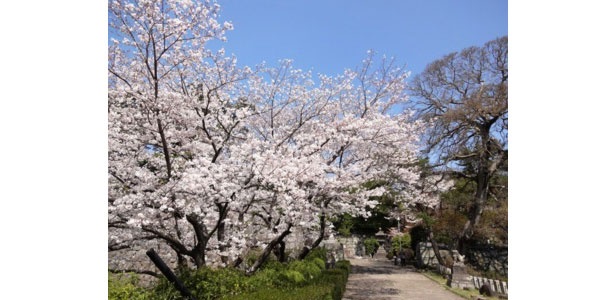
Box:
342;258;465;300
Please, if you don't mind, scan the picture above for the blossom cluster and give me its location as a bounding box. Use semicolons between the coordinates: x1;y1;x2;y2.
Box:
108;0;436;271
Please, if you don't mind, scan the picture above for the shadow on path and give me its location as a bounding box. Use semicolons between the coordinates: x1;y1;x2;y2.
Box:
350;259;417;275
343;259;465;300
350;263;394;275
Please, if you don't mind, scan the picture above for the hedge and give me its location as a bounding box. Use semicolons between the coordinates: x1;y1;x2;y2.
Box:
224;260;351;300
108;247;352;300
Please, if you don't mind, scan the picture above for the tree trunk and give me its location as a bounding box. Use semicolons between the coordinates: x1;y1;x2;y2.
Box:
217;214;228;265
186;214;210;269
427;228;447;267
232;257;243;268
297;213;326;260
458;128;493;254
274;241;287;263
246;224;292;275
176;251;188;270
191;252;206;269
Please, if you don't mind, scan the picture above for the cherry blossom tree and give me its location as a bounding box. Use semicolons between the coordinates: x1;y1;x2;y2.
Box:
108;0;430;275
108;0;246;270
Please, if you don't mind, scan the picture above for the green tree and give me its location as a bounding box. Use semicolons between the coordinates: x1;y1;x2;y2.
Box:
363;237;380;257
390;234;411;254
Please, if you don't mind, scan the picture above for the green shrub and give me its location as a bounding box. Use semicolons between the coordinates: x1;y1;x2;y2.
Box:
282;270;306;284
363;237;379;256
222;284;333;300
305;246;327;261
390;234;411;253
225;260;352;300
150;266;254;300
289;260;323;282
333;213;354;237
312;257;326;270
334;260;351;274
320;268;348;299
123;251;352;300
261;259;284;271
108;272;152;300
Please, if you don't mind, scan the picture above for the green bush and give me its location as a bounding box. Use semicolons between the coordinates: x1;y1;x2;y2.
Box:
333;213;354;237
108;272;152;300
390;234;411;253
117;249;352;300
223;284;333;300
320;268;348;299
288;259;323;281
334;260;351;274
363;237;379;256
312;257;326;270
245;249;280;269
225;260;352;300
149;267;254;300
281;269;306;284
305;246;327;261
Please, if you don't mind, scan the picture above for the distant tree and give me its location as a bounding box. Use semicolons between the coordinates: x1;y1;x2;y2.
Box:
410;36;508;252
363;237;380;257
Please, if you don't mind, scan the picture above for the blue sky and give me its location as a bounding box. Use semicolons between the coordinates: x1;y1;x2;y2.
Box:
211;0;507;77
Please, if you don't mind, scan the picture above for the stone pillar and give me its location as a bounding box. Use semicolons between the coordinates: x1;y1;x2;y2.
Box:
447;265;474;289
447;250;473;289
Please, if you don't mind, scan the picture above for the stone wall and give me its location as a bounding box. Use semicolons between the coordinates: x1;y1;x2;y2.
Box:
337;235;368;258
416;242;507;278
416;242;453;268
464;243;508;277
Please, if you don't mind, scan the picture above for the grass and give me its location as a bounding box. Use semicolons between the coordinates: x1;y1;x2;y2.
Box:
421;270;501;300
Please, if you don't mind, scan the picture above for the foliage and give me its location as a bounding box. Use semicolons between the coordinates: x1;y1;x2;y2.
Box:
281;270;306;284
288;259;323;282
433;175;508;248
224;260;351;300
340;211;397;236
332;213;354;237
304;246;328;262
363;237;380;256
148;261;348;300
223;284;333;300
122;248;342;300
320;268;349;300
409;225;429;252
432;210;467;247
473;200;507;245
332;190;400;237
390;234;411;255
148;267;251;300
108;272;152;300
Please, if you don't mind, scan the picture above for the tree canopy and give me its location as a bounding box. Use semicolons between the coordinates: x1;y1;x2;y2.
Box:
108;0;433;274
410;36;508;250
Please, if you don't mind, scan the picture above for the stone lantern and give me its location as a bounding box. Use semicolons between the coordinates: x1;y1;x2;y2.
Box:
323;225;343;269
373;228;388;260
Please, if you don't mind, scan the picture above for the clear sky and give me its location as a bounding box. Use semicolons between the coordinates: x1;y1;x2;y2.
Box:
211;0;508;77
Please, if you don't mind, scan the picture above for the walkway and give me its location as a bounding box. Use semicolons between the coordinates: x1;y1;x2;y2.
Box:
342;258;465;300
